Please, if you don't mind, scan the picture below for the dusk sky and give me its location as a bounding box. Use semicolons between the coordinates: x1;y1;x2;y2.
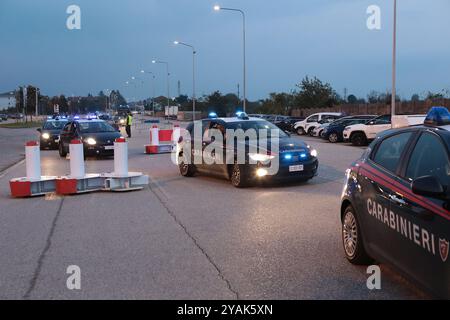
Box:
0;0;449;101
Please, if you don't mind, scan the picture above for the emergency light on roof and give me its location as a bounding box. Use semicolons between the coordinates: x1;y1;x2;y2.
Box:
236;111;249;120
208;112;218;118
424;107;450;126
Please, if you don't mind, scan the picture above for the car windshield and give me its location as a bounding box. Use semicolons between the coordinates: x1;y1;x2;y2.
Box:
43;121;67;130
227;120;289;138
78;121;116;133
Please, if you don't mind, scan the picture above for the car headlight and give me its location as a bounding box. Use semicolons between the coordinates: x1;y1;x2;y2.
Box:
248;153;275;163
41;133;50;140
86;138;97;145
310;149;318;157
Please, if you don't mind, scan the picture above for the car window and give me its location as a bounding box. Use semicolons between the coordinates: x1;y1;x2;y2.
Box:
406;132;450;186
307;115;318;123
373;115;391;125
78;121;116;133
62;123;71;132
43;121;67;130
372;132;413;173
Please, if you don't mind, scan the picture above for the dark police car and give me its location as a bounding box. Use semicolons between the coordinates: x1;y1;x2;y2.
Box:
177;113;318;187
341;107;450;298
58;119;121;158
37;118;68;150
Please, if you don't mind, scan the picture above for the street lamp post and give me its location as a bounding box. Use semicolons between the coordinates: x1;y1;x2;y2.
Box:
391;0;397;119
214;5;247;112
141;70;156;116
174;40;197;120
152;60;170;113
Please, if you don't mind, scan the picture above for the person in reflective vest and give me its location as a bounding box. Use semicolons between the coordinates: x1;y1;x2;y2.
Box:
126;112;133;138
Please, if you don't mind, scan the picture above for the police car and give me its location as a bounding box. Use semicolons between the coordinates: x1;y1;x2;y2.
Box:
177;112;319;187
37;118;68;150
340;107;450;298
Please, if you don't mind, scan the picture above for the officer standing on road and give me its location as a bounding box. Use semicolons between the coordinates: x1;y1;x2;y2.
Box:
126;111;133;138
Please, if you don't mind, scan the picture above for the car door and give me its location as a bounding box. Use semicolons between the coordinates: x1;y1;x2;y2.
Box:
59;122;73;149
360;131;414;262
305;114;319;132
391;130;450;296
202;120;225;174
366;115;392;139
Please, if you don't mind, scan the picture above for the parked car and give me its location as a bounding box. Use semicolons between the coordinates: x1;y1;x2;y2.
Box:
311;123;330;137
275;116;305;132
322;115;377;143
0;114;8;121
294;112;343;136
342;115;392;146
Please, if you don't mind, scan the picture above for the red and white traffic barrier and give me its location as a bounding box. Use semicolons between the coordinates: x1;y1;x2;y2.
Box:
145;125;173;154
9;141;57;197
55;140;103;195
104;138;148;191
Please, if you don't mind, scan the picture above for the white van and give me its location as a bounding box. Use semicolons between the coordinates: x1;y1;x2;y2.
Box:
294;112;343;135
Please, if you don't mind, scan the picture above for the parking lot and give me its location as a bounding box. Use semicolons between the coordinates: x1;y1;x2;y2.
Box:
0;119;431;300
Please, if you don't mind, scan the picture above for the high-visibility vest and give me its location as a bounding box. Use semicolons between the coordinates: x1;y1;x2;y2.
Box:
126;115;132;125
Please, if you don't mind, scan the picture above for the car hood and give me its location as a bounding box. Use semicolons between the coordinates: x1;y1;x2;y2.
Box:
81;132;121;143
237;136;309;154
42;129;63;135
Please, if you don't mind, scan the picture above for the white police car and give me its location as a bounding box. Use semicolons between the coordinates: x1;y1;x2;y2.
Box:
341;107;450;298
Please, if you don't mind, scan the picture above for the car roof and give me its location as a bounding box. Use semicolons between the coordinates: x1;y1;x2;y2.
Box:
205;117;266;123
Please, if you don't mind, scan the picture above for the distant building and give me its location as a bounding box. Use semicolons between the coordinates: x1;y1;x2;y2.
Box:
0;92;16;111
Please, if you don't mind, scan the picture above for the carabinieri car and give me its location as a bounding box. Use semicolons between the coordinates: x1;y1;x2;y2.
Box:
341;107;450;298
177;112;319;187
37;118;68;150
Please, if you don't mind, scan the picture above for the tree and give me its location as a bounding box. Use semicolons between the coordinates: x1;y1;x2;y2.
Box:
294;76;338;109
347;94;358;104
411;94;420;102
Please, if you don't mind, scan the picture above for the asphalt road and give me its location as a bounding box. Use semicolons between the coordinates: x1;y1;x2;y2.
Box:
0;122;430;299
0;127;38;171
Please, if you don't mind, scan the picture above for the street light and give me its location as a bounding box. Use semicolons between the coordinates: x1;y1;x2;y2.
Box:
141;70;156;116
152;60;171;112
391;0;397;120
174;40;197;120
214;4;247;112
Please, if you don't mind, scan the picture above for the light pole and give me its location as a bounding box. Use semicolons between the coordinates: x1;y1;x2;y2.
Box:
174;40;197;120
214;5;247;112
152;60;170;113
391;0;397;119
141;70;156;116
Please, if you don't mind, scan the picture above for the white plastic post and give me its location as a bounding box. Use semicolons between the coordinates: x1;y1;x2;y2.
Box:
25;141;41;180
151;125;159;146
69;140;85;178
114;138;128;176
172;124;181;144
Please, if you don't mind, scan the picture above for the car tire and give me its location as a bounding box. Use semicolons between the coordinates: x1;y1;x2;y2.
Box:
230;163;249;188
58;142;67;157
342;205;373;265
179;154;196;177
308;127;315;136
328;133;339;143
296;127;306;135
351;132;367;146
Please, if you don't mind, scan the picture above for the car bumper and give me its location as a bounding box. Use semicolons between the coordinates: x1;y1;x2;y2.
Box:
40;137;60;149
84;144;115;157
249;158;319;182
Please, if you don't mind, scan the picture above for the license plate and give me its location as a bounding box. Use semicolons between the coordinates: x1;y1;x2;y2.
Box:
104;145;114;150
289;165;304;172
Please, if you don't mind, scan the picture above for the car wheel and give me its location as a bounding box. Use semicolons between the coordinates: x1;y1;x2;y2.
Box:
179;154;196;177
296;127;305;135
58;142;67;157
342;205;373;265
308;127;315;136
351;133;367;146
328;133;339;143
230;163;249;188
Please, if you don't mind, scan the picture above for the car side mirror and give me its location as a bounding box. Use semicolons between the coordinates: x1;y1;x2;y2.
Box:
36;128;41;132
412;176;446;199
